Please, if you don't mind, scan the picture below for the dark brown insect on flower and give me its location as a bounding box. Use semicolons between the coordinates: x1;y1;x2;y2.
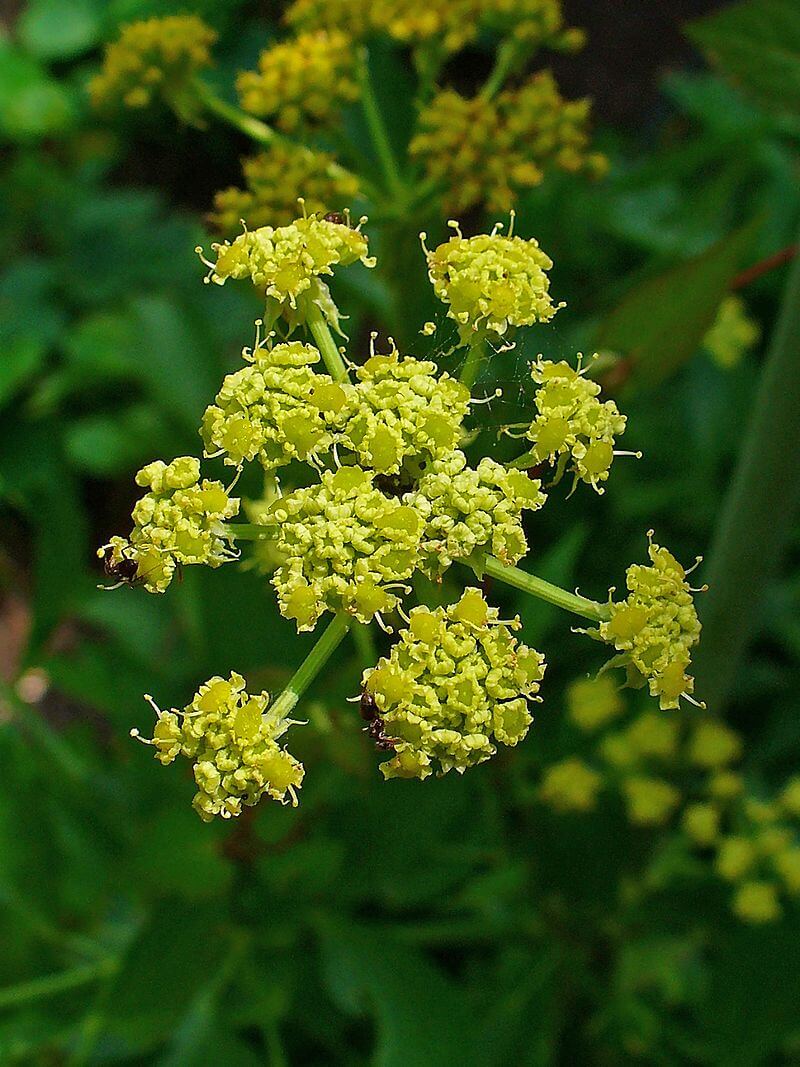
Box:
324;211;346;226
359;689;397;750
102;545;140;584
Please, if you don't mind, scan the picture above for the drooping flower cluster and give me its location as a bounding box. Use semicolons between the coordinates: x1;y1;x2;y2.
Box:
209;146;360;233
134;673;303;821
89;15;217;113
410;451;546;575
423;224;560;344
411;74;606;215
364;589;546;779
202;340;348;471
526;358;628;492
99;457;238;593
202;214;374;334
594;537;703;710
703;294;761;370
237;30;359;132
269;467;424;630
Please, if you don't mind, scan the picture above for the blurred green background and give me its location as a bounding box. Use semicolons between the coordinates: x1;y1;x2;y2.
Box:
1;0;800;1063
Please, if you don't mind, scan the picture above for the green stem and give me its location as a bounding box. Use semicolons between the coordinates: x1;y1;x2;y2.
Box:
479;37;529;101
0;960;116;1012
226;522;277;541
305;302;351;382
459;337;487;388
271;614;351;719
194;78;277;147
479;555;608;623
350;620;377;668
356;49;405;199
694;224;800;712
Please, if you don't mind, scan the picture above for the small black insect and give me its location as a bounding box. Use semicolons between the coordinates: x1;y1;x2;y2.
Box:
102;546;139;584
324;211;346;226
359;689;398;751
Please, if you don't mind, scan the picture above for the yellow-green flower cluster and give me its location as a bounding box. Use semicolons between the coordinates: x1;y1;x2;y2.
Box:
411;75;606;215
135;673;303;821
209;146;360;233
566;674;624;732
89;15;216;112
202;214;374;334
410;450;546;574
99;457;238;593
285;0;580;55
365;589;545;779
527;358;628;492
703;294;761;370
423;224;559;345
597;538;703;709
711;780;800;924
201;340;350;471
236;30;359;133
269;467;424;630
342;349;470;475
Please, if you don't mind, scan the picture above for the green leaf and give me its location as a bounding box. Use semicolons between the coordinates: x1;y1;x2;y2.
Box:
0;43;75;140
18;0;101;60
0;338;45;407
686;0;800;115
595;221;759;389
321;923;494;1067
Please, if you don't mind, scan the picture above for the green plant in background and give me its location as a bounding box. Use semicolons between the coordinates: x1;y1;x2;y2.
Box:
1;0;800;1062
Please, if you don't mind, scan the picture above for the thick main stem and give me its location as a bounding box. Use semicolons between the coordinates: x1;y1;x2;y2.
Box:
271;614;351;719
480;556;609;623
694;226;800;712
305;302;351;382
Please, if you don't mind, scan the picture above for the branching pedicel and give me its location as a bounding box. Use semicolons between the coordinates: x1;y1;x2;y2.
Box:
100;213;704;820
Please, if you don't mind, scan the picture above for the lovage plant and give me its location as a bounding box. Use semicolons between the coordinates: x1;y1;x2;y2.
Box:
99;211;704;821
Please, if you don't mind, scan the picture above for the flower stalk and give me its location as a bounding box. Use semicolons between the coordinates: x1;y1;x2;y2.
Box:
270;613;351;719
479;555;609;623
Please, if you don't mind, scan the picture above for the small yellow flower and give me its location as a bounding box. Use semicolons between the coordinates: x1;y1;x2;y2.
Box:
774;848;800;895
625;711;680;762
566;674;624;732
89;15;216;115
687;719;742;769
707;769;744;802
703;295;760;370
540;758;602;812
209;145;360;233
779;776;800;818
423;221;560;345
133;673;304;821
682;802;720;846
622;776;680;826
237;30;359;132
716;835;756;881
732;881;782;924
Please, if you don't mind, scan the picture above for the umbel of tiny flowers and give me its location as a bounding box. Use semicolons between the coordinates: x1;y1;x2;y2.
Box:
99;211;707;824
363;588;546;780
132;673;304;821
588;534;705;711
89;15;217;121
98;457;239;593
198;210;375;341
422;216;561;348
